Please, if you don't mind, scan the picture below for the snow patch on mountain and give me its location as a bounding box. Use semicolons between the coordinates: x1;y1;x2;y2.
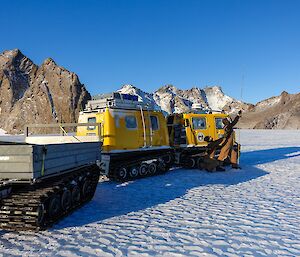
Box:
116;84;250;114
203;86;232;110
118;85;161;111
255;95;281;111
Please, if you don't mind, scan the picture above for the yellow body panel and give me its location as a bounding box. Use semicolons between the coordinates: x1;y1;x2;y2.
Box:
77;108;169;152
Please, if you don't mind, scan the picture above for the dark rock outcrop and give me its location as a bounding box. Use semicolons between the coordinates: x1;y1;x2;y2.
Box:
0;49;90;134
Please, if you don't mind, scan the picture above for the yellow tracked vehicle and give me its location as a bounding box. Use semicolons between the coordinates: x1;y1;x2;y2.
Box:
167;105;240;169
77;93;173;181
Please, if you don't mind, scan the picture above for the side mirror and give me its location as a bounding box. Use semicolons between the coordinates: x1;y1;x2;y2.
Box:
184;119;190;127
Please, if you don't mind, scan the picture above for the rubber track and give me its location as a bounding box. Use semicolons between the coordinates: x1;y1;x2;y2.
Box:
0;165;100;231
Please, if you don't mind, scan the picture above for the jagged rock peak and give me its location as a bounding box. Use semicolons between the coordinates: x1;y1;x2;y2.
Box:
280;91;290;105
0;49;36;70
204;85;223;92
1;48;22;59
42;57;57;66
0;49;91;134
120;84;138;91
157;84;177;93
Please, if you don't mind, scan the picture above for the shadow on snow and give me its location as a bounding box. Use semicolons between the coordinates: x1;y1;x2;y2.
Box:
54;146;300;230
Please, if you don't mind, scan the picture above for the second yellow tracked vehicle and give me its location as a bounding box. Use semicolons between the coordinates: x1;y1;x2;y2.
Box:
77;93;173;181
167;105;240;168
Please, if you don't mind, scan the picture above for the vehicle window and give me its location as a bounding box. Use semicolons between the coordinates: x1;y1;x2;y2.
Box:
150;116;159;130
215;118;224;129
125;115;137;129
192;118;206;129
87;117;96;130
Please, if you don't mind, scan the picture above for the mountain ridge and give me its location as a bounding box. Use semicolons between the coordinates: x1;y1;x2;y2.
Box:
0;49;299;133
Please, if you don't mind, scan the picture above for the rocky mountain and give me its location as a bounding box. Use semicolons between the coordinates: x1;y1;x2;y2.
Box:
117;84;251;115
239;91;300;129
117;85;300;129
0;49;90;134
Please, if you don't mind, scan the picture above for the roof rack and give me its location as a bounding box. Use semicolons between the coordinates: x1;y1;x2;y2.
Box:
191;103;225;114
84;92;151;112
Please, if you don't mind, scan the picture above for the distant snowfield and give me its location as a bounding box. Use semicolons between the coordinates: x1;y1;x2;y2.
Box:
0;130;300;256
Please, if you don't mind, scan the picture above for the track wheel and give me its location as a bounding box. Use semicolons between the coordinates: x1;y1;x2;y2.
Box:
197;158;204;170
184;157;196;168
61;189;72;211
81;179;93;201
158;160;167;173
148;162;157;175
164;154;173;165
36;203;45;227
129;166;139;178
48;195;62;219
117;167;127;181
139;164;148;176
71;185;81;205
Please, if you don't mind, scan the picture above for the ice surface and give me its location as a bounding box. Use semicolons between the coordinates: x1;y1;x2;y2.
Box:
0;130;299;256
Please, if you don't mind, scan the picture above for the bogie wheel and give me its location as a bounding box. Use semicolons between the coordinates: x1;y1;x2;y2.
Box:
48;195;62;219
197;158;204;170
71;185;81;205
139;164;148;176
164;154;173;165
36;203;45;226
184;158;196;168
61;189;72;211
158;161;167;173
117;167;127;180
81;179;93;201
148;162;157;175
129;166;139;178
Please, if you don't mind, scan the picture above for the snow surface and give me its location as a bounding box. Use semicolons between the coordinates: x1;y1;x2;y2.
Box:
0;129;7;136
0;130;300;256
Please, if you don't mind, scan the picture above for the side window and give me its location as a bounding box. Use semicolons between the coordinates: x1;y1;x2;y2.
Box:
215;118;224;129
192;118;206;129
87;117;96;130
150;116;159;130
125;115;137;129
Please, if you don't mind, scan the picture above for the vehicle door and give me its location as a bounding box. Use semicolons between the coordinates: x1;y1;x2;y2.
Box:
214;116;226;140
149;114;161;146
190;115;210;146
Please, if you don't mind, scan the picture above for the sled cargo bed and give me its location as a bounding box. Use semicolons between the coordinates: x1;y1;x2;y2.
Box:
0;142;101;180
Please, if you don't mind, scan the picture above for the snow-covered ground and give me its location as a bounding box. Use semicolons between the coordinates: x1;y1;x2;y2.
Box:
0;130;300;256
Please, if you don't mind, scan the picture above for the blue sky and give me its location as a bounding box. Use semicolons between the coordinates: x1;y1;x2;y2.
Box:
1;0;299;103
